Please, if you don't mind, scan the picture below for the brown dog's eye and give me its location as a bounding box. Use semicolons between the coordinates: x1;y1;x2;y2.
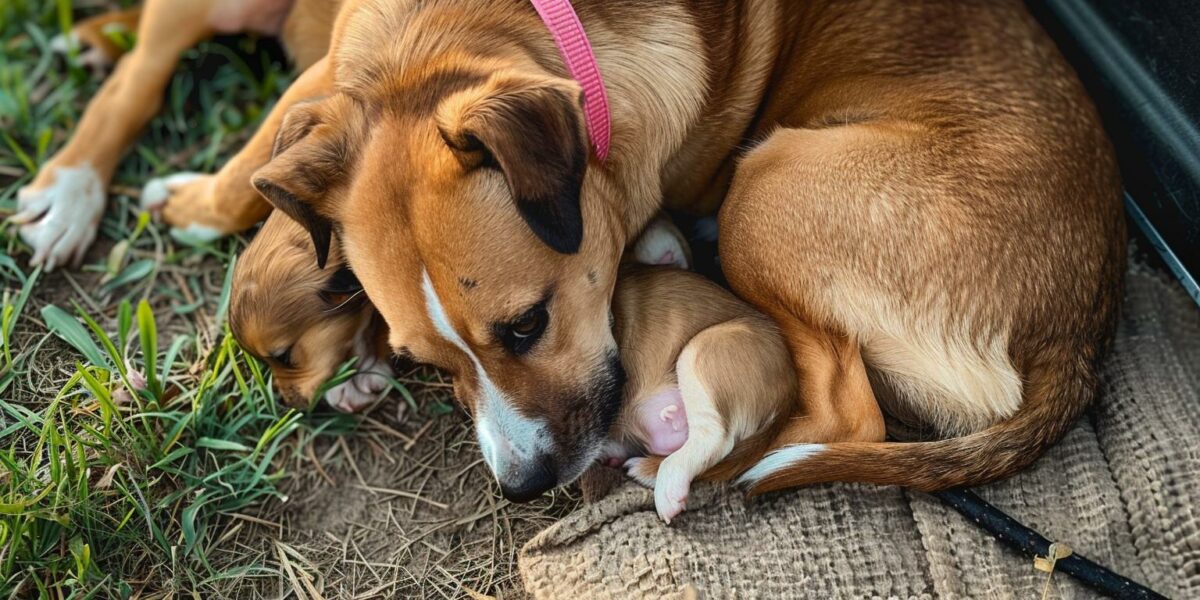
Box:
497;302;549;356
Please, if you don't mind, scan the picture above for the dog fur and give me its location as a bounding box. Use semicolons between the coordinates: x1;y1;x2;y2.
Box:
31;0;1126;502
607;265;795;523
254;0;1124;501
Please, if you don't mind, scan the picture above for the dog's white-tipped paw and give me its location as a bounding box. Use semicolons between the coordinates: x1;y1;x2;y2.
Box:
49;32;80;55
141;172;207;212
169;224;223;246
50;31;116;69
13;164;106;271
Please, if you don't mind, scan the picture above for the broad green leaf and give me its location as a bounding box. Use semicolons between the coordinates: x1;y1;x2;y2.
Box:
41;305;107;367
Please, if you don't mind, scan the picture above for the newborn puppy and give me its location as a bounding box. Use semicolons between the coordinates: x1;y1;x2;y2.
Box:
604;266;797;523
229;212;393;413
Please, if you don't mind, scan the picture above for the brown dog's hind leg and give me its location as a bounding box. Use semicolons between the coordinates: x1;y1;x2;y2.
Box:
143;56;335;240
718;123;961;447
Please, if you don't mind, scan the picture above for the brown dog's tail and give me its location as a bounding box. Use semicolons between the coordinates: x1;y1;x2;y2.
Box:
736;356;1098;494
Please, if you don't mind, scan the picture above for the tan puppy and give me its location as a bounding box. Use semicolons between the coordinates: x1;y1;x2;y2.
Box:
248;0;1124;502
229;212;392;413
603;266;794;523
14;0;340;269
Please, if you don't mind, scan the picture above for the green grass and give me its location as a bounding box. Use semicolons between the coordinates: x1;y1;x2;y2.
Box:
0;2;372;597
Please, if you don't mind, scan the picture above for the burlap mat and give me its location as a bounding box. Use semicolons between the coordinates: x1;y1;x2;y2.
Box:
518;265;1200;599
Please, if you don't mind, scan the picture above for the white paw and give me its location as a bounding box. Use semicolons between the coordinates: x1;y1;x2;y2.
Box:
324;356;393;413
50;31;118;70
632;220;690;270
140;172;207;212
13;164;106;271
654;462;691;524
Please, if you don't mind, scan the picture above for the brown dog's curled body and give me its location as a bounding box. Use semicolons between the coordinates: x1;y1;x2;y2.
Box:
603;266;794;523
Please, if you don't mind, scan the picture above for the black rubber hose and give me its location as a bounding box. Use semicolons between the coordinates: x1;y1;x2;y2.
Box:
932;489;1167;599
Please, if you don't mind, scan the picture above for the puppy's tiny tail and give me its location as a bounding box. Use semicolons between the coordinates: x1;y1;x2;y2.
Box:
737;356;1095;494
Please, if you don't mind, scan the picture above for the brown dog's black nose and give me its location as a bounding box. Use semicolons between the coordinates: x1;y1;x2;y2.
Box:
499;457;557;503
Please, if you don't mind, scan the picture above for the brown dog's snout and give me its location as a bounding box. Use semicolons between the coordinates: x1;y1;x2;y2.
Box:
498;454;559;503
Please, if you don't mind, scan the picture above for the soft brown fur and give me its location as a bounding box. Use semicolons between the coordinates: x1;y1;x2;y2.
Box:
250;0;1125;499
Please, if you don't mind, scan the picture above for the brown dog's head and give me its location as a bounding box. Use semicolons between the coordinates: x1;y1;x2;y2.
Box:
253;47;631;500
230;212;392;413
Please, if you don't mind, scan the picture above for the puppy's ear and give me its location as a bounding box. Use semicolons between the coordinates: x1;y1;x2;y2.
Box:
439;76;588;254
252;98;351;269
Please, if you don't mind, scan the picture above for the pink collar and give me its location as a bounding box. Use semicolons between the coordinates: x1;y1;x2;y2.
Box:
530;0;611;162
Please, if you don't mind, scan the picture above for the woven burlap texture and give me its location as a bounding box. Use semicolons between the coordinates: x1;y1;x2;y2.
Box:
518;265;1200;599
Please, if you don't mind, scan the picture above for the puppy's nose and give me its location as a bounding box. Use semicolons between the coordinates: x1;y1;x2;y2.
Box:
499;456;557;503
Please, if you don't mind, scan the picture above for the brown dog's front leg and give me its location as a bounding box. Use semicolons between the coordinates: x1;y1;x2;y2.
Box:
144;56;335;241
15;0;218;269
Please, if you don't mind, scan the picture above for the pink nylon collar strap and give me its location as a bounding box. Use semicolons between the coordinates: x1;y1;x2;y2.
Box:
529;0;611;162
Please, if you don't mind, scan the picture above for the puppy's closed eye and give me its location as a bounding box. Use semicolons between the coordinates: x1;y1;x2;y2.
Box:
320;266;366;311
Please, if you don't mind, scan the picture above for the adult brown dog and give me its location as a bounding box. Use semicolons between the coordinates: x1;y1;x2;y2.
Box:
199;0;1128;501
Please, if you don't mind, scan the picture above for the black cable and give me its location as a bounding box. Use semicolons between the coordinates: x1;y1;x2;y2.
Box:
933;489;1168;599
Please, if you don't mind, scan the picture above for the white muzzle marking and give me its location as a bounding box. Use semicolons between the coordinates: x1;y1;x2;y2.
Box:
421;269;548;478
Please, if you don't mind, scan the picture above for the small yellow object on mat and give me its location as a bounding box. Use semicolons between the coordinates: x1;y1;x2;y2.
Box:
1034;542;1073;600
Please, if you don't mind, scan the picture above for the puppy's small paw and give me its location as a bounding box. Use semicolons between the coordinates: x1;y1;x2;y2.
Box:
654;466;692;524
623;456;661;488
14;164;106;271
324;355;393;413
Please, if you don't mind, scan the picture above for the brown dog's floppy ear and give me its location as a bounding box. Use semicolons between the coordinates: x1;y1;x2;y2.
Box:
252;99;347;269
440;76;588;254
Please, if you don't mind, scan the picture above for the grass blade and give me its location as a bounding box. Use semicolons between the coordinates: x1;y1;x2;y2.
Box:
41;305;107;368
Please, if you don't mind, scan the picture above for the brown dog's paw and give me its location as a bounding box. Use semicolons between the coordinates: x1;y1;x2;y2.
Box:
141;173;234;245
